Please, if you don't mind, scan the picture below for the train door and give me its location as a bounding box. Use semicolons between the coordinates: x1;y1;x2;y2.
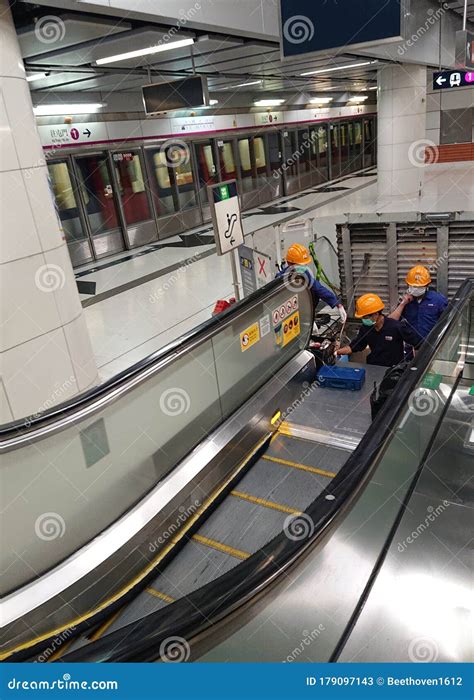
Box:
297;128;313;191
315;123;329;184
194;139;219;222
47;158;93;267
329;123;341;180
237;135;259;209
111;150;157;248
253;134;272;205
144;140;202;240
339;122;350;176
282;129;299;195
73;153;127;258
363;117;376;168
351;120;363;172
266;130;284;200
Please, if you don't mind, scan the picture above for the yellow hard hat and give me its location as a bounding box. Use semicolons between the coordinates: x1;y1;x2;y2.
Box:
355;293;385;318
406;265;431;287
286;243;312;266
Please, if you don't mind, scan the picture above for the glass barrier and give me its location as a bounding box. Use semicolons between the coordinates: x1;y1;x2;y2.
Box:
0;282;313;596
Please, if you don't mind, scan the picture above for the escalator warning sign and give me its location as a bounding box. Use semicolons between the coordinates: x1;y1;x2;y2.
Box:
274;311;300;348
240;322;260;352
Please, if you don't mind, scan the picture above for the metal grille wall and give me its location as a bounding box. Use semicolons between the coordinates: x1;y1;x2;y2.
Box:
448;223;474;298
337;218;474;315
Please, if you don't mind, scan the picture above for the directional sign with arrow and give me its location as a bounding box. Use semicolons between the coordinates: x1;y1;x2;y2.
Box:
208;180;244;256
433;70;474;90
83;128;91;138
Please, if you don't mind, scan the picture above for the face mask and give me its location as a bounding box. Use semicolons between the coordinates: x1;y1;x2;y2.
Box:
294;265;309;274
408;286;426;297
362;318;376;327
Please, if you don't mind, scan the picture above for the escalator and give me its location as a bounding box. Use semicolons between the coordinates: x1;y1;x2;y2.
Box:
1;278;472;664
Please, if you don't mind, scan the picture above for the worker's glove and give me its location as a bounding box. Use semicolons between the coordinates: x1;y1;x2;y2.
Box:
337;304;347;324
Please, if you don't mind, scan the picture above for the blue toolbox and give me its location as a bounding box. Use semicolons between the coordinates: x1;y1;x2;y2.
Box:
317;365;366;391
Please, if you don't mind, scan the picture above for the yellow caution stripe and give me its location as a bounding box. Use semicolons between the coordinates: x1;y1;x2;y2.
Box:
45;638;74;663
192;534;250;560
89;608;123;642
262;454;336;479
146;588;175;604
231;489;301;515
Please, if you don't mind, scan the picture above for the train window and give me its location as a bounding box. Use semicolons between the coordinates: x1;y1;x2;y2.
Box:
194;141;217;204
218;140;237;181
146;149;176;216
47;161;87;245
238;138;253;192
171;143;197;210
113;153;152;225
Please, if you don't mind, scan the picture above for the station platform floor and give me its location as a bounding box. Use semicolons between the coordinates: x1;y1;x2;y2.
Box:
76;162;473;383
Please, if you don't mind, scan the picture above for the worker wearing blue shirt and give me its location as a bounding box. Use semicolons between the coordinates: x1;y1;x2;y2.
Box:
277;244;347;322
389;265;448;338
336;293;422;367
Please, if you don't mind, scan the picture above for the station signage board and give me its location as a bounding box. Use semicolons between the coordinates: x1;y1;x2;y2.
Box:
208;180;244;256
433;70;474;90
280;0;407;59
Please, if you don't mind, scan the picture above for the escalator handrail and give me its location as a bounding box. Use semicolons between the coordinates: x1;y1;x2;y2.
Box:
63;278;473;662
0;277;305;450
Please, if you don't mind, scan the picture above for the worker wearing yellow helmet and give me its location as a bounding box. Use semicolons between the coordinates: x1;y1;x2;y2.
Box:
389;265;448;339
277;244;347;322
336;292;422;367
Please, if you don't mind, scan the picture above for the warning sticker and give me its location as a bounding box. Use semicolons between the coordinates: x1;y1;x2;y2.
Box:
274;311;300;348
240;322;260;352
272;295;299;327
259;314;271;338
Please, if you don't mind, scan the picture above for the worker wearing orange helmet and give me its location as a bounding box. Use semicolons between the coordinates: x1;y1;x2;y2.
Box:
278;244;347;322
336;293;422;366
389;265;448;339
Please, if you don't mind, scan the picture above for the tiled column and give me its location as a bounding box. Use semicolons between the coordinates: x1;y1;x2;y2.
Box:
377;64;428;209
0;0;98;423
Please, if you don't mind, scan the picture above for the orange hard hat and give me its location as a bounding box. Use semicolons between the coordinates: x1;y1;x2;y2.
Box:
406;265;431;287
286;243;312;266
355;293;385;318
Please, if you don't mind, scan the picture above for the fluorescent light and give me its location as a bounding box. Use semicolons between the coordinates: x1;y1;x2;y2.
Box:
223;80;262;89
301;60;377;76
309;97;333;104
96;37;194;65
368;86;378;90
254;99;285;106
26;73;48;82
209;99;219;105
348;95;368;102
33;103;104;115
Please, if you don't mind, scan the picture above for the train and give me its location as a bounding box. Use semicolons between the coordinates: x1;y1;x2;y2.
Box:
44;113;377;268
